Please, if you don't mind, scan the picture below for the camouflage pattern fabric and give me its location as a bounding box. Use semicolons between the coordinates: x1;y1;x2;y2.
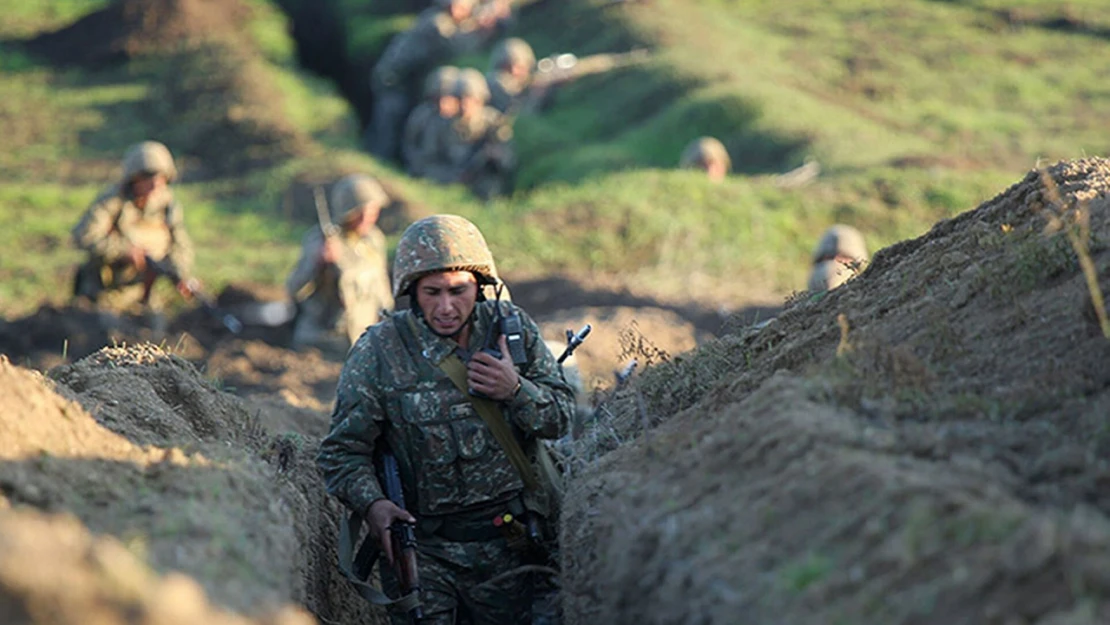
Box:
485;70;530;114
286;226;394;348
71;183;194;305
317;303;574;622
391;214;500;298
367;8;467;160
442;106;515;199
403;103;461;183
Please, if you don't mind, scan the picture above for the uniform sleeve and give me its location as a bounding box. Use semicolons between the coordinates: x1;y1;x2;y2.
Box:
71;190;130;260
371;12;450;87
164;200;195;280
504;309;575;440
285;228;324;300
317;339;388;516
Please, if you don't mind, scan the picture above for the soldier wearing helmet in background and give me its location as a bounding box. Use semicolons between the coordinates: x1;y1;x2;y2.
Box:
71;140;196;309
286;173;394;352
442;68;516;199
366;0;479;162
808;224;869;292
680;136;731;182
486;37;535;113
318;214;574;625
403;66;462;182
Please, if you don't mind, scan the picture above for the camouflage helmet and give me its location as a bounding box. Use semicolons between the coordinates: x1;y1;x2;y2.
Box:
121;141;177;183
392;214;499;297
679;136;731;172
813;225;868;264
424;66;461;100
329;173;389;223
455;67;491;103
489;38;536;72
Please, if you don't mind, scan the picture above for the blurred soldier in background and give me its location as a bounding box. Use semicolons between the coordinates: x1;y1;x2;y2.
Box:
286;174;394;352
444;67;516;199
403;66;462;182
680;136;731;182
366;0;478;162
71;140;196;310
807;225;869;292
486;37;535;113
458;0;515;53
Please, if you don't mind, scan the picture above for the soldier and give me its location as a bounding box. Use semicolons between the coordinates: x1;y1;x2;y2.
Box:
445;68;516;199
286;174;394;352
71;141;195;309
680;136;731;182
403;66;461;182
808;224;869;292
486;37;535;114
318;214;574;624
366;0;478;162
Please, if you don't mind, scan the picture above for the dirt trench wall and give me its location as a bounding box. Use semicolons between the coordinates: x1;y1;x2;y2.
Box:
562;159;1110;624
0;348;381;624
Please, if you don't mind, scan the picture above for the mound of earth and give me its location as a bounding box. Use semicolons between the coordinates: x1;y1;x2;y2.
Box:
23;0;253;67
0;349;381;624
561;158;1110;624
0;509;310;625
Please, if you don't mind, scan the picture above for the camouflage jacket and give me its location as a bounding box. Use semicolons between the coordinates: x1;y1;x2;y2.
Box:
372;8;462;90
485;70;530;114
286;225;394;331
71;184;194;279
317;302;574;519
443;107;516;177
402;103;459;183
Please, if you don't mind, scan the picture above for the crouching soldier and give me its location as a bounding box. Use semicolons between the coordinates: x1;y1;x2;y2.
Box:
808;224;869;292
286;173;394;352
71;141;195;309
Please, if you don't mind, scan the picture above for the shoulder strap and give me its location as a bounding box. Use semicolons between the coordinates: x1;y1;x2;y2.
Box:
337;510;422;613
404;315;540;491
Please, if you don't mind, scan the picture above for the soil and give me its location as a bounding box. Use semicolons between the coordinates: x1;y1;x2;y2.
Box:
561;158;1110;624
22;0;253;67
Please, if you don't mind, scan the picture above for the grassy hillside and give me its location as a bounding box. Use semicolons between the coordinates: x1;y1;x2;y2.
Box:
1;0;1106;318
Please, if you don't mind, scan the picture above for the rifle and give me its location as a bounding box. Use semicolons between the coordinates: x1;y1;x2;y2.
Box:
376;448;424;624
557;324;592;364
141;257;243;335
526;48;651;109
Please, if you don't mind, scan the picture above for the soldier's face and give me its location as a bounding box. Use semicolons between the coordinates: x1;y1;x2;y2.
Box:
461;97;482;118
416;271;479;337
448;2;471;21
706;160;727;182
438;96;459;118
130;172;167;206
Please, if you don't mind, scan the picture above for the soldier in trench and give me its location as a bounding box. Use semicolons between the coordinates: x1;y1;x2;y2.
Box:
285;173;394;352
318;214;575;624
71;140;197;310
807;224;869;292
366;0;479;162
680;136;731;182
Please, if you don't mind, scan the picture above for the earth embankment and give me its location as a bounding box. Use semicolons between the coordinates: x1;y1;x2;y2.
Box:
562;158;1110;624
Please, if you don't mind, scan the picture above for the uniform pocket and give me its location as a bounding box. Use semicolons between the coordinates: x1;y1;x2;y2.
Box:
452;413;490;460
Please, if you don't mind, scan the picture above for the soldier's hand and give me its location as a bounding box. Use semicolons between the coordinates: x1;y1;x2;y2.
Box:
468;335;520;401
176;278;199;299
367;499;416;566
127;246;147;272
320;238;342;264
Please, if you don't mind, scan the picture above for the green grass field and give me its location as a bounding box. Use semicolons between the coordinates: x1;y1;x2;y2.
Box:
0;0;1105;317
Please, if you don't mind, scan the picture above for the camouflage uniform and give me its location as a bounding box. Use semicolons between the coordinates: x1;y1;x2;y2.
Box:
318;215;574;625
366;0;477;161
71;141;194;308
286;174;394;351
485;38;535;114
807;224;869;292
403;66;462;183
442;69;516;199
680;136;732;178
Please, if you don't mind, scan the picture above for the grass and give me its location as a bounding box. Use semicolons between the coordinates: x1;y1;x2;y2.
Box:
0;0;1107;319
